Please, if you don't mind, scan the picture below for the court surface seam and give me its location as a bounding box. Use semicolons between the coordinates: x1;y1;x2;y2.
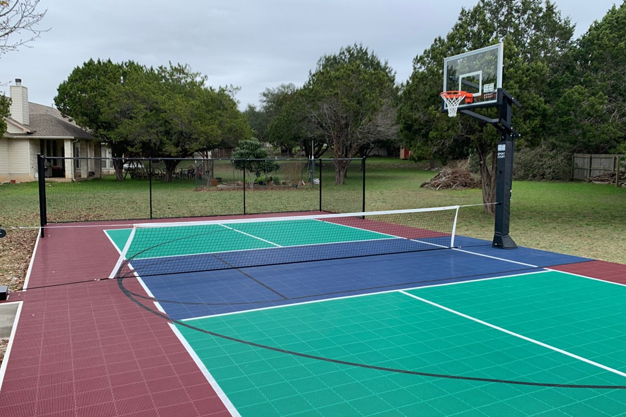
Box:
399;290;626;380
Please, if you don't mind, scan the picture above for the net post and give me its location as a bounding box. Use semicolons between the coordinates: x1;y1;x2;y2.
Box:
37;154;47;238
319;158;323;212
450;206;459;248
148;158;153;219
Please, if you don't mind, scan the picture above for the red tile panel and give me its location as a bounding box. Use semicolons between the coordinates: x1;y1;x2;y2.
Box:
551;260;626;285
0;217;240;416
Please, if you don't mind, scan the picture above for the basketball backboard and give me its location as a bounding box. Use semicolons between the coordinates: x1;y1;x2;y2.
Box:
442;43;503;112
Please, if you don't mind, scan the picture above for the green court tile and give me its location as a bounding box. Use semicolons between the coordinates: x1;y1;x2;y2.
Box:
288;376;329;393
394;403;447;417
331;382;373;402
231;388;270;407
348;394;396;415
313;402;362;417
271;395;315;415
228;219;391;247
176;287;626;416
262;381;301;399
304;388;347;408
238;402;280;417
107;224;276;259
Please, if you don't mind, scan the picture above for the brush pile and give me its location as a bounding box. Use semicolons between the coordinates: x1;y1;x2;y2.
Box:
420;168;481;190
586;171;626;187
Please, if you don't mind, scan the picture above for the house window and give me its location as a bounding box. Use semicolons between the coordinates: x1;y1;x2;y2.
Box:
75;145;80;169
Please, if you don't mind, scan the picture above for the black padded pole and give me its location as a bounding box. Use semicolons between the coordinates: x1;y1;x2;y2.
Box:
492;92;517;249
37;154;47;238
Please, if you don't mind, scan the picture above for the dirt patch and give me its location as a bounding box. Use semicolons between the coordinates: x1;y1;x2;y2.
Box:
0;338;7;364
0;229;38;291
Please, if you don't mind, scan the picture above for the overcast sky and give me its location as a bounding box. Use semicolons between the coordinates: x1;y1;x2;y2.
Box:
0;0;620;110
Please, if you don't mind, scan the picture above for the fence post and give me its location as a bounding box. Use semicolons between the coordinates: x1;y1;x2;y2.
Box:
362;157;366;213
243;164;246;215
319;158;323;212
37;154;47;238
148;158;153;219
617;155;621;188
588;154;593;179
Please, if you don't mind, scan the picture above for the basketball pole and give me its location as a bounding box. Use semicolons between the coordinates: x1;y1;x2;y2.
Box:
492;89;517;249
459;88;520;249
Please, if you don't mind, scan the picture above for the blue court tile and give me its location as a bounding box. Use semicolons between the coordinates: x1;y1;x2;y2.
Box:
453;236;591;267
136;246;545;320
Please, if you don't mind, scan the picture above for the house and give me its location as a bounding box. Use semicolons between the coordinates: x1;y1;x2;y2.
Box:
1;79;103;182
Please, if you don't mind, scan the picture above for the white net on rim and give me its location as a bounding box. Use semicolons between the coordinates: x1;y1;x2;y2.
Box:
441;92;468;117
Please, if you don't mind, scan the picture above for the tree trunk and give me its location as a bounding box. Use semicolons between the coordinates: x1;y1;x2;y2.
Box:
113;158;124;182
334;159;350;184
477;147;497;215
429;158;435;170
163;160;180;183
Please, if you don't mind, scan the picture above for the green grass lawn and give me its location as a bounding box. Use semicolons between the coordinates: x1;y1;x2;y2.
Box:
1;158;625;289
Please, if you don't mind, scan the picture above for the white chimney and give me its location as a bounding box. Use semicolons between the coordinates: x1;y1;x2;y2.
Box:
9;78;29;125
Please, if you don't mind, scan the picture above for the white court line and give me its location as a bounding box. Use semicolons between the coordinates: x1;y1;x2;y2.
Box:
399;290;626;380
108;228;137;279
218;224;282;247
0;301;24;391
182;270;548;322
545;267;626;289
169;323;241;417
22;228;41;291
452;247;538;268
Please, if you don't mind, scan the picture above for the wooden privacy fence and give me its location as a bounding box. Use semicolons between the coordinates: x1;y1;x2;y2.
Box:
572;154;624;186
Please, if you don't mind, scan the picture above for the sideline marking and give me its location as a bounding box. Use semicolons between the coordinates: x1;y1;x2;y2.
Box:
399;290;626;380
22;228;41;291
0;301;24;391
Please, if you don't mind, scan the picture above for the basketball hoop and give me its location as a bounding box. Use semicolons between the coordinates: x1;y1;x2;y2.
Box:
440;91;474;117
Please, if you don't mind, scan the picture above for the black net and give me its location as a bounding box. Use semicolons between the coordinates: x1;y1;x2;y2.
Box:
112;207;460;278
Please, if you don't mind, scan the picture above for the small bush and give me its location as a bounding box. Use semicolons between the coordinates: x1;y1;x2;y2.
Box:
513;146;572;181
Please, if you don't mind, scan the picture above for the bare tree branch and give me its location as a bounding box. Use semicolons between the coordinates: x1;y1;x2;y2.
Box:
0;0;48;56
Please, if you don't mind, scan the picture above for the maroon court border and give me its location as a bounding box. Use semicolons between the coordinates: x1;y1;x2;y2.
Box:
1;214;624;416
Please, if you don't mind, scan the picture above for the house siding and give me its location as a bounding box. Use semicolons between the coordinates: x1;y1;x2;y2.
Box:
8;139;29;174
0;138;8;177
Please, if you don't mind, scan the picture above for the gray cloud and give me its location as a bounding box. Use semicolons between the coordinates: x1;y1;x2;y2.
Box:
0;0;618;109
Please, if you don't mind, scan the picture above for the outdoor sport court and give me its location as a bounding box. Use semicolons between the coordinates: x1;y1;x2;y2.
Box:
1;208;626;416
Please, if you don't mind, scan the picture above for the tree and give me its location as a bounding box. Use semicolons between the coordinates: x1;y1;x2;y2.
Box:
399;0;574;213
55;59;141;181
56;60;251;182
0;94;9;135
244;104;270;143
304;44;399;184
232;138;279;180
1;0;47;56
551;3;626;153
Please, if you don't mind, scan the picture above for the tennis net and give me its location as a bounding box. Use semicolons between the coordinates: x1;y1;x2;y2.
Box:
110;206;460;278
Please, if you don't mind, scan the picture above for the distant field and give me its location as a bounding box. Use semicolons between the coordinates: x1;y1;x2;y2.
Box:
1;157;625;290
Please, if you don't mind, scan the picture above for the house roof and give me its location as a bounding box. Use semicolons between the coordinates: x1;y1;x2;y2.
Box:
3;102;93;140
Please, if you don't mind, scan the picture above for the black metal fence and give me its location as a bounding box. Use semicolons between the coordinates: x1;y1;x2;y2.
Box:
37;155;366;234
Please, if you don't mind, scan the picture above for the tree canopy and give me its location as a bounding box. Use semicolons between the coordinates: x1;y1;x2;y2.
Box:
398;0;575;212
55;59;251;181
304;44;399;184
